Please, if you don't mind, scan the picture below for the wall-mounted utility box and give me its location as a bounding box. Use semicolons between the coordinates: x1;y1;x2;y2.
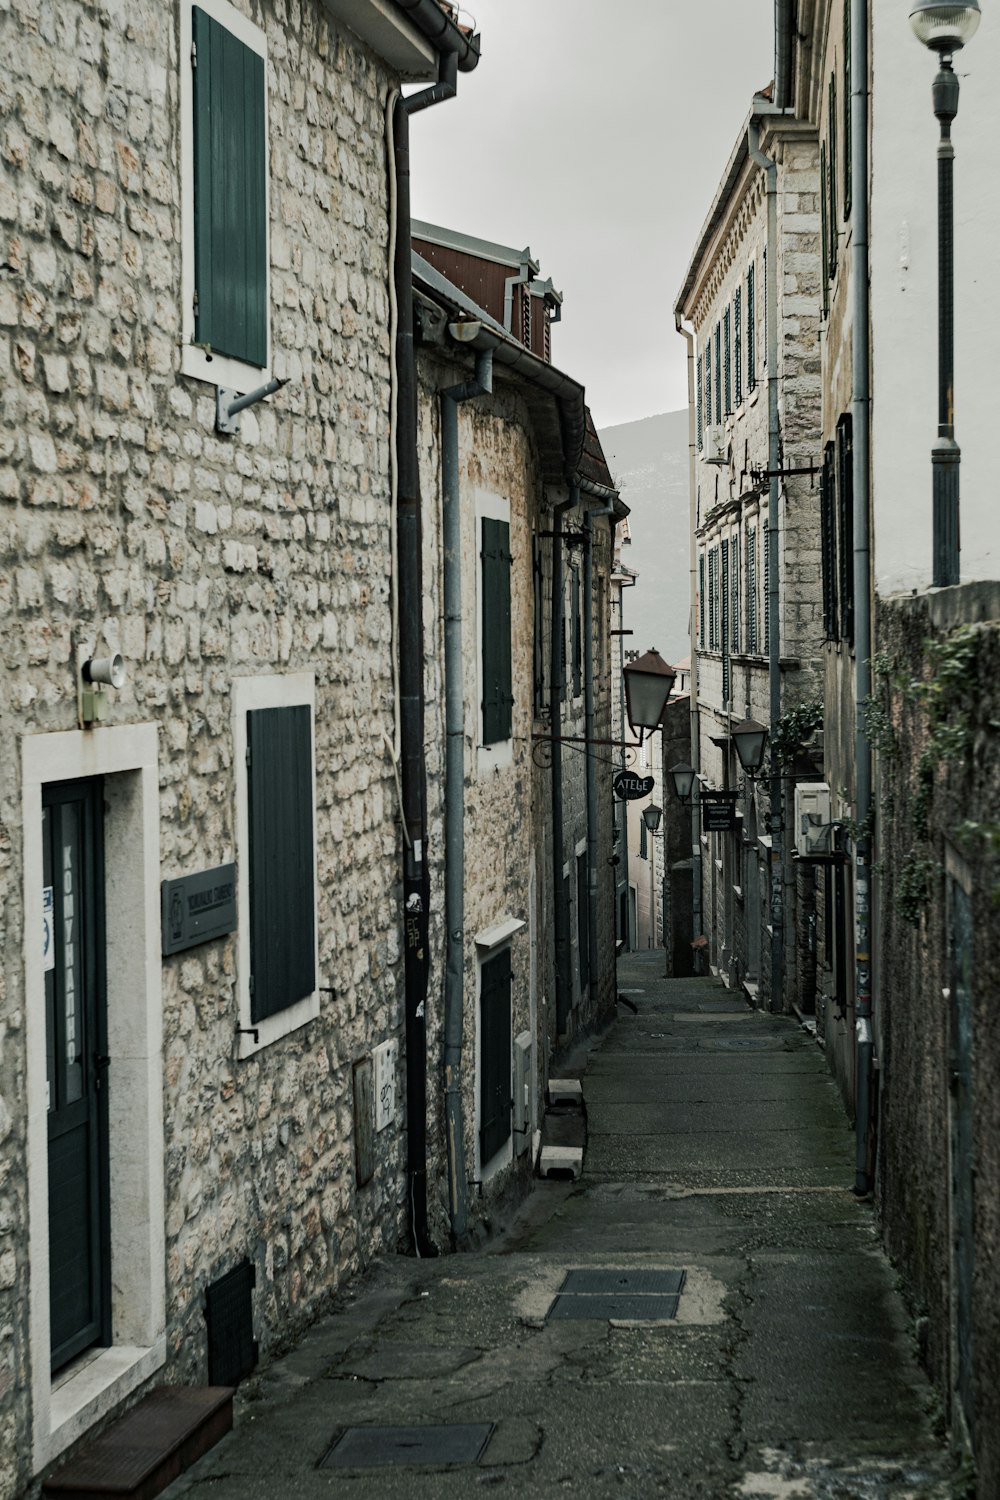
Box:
373;1039;398;1132
794;782;833;857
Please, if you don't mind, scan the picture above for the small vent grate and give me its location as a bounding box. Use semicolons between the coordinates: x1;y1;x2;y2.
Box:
205;1259;258;1387
547;1268;686;1323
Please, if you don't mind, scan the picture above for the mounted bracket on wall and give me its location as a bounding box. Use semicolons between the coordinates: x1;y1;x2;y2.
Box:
215;376;289;435
77;643;126;728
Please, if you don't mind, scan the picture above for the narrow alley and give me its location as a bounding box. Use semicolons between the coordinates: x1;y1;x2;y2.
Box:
163;953;950;1500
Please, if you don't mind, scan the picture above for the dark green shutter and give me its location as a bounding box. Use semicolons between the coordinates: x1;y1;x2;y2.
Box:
723;305;731;415
714;322;722;424
698;554;706;648
734;288;742;408
821;442;838;640
747;265;756;391
193;7;267;367
479;948;512;1162
843;1;852;219
572;567;582;697
532;536;544;717
577;853;590;991
837;415;855;645
696;354;703;449
747;526;757;655
827;77;838;278
481;518;512;744
820;142;830;318
721;538;730;705
247;705;316;1023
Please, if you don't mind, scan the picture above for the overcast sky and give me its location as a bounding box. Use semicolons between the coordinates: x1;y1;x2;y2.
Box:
409;0;775;429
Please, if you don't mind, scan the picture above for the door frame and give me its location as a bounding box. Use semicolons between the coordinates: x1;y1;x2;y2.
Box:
23;725;165;1473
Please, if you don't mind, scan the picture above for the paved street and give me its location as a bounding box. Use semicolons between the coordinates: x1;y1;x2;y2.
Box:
166;954;953;1499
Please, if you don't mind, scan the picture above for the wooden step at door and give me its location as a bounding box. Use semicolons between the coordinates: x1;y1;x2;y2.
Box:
43;1386;234;1500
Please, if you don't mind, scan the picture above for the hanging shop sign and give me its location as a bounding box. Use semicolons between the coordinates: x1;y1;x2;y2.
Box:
701;791;739;834
613;771;655;801
161;863;237;955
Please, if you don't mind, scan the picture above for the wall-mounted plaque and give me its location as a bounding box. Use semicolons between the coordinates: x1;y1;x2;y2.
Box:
161;863;237;955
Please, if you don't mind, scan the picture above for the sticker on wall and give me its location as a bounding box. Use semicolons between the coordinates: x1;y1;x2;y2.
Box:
42;886;54;973
374;1040;398;1132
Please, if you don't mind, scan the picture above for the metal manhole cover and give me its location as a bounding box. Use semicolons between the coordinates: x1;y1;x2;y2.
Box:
561;1269;685;1296
700;1036;780;1050
320;1423;494;1469
547;1268;686;1322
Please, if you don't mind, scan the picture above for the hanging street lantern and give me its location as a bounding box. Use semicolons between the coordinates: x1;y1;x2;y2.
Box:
623;649;677;741
730;717;769;776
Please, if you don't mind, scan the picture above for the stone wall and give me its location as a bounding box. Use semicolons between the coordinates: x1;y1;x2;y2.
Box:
0;0;407;1490
874;584;1000;1494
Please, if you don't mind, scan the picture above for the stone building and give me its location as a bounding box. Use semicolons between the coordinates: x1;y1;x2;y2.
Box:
674;100;823;1012
0;1;481;1494
411;234;622;1245
776;0;1000;1484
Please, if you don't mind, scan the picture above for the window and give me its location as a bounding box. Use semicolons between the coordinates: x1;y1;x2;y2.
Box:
577;852;590;991
181;0;270;387
827;75;838;277
532;535;545;718
730;530;740;654
479;947;512;1165
762;520;771;653
714;322;722;424
837;414;855;645
820;142;830;319
721;538;730;705
234;673;318;1056
734;287;743;408
481;516;513;744
639;819;648;860
707;547;718;651
723;305;732;415
698;553;706;649
821;441;838;640
761;248;767;368
704;340;712;433
746;265;756;392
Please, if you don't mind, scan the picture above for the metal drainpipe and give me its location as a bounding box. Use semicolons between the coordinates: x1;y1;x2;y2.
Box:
850;0;874;1196
392;58;468;1257
676;316;703;967
503;252;534;335
748;119;784;1014
584;500;615;1013
440;348;494;1248
551;491;575;1037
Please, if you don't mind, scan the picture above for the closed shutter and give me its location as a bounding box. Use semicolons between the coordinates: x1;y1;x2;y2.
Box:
820;142;830;318
721;538;730;705
698;554;706;649
843;1;852;219
763;521;771;653
734;288;742;408
828;76;838;276
192;7;267;367
247;705;316;1022
572;567;582;697
724;305;732;415
731;531;740;654
479;948;512;1163
707;548;717;651
481;517;513;743
639;819;648;860
837;415;855;645
762;248;767;367
747;526;757;654
714;323;722;425
747;265;756;391
821;441;838;640
704;341;712;434
696;354;703;450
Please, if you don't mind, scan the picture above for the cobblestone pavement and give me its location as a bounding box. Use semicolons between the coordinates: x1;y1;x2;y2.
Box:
165;954;957;1499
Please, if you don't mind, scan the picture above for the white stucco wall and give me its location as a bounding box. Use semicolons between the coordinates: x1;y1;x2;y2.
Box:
871;4;1000;591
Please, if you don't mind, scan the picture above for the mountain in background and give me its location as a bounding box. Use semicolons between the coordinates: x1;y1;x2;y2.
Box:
598;409;691;667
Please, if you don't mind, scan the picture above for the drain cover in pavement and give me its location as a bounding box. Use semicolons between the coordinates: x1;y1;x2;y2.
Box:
320;1423;494;1469
547;1268;686;1322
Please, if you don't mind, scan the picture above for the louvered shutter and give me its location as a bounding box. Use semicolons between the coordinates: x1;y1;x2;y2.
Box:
699;554;706;649
724;306;732;415
763;521;771;653
714;323;722;424
731;531;740;654
696;354;703;450
837;416;855;645
762;248;768;367
734;288;743;408
572;567;582;697
577;853;590;991
843;2;852;219
747;265;756;391
193;7;267;367
479;948;512;1162
821;441;838;640
828;76;838;276
747;526;758;655
820;142;830;319
481;517;513;743
532;535;544;717
247;705;316;1022
721;539;730;705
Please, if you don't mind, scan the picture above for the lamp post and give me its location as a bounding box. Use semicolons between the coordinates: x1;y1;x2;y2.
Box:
909;0;981;586
623;649;677;742
642;803;662;950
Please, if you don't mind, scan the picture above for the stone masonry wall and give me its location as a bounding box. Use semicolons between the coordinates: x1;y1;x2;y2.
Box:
0;1;406;1491
875;585;1000;1495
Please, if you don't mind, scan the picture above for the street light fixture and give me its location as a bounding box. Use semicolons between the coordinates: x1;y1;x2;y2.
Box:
669;762;697;805
642;804;663;834
623;649;676;742
908;0;980;585
730;717;769;777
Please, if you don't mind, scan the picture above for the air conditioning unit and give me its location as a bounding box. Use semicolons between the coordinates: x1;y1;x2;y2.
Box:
513;1030;532;1156
703;426;727;465
794;782;833;857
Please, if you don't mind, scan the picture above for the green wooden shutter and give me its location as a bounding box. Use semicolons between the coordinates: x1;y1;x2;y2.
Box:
723;305;732;414
820;142;830;319
747;525;757;655
576;852;590;991
721;538;730;705
734;288;742;408
762;248;767;367
843;1;853;219
247;705;316;1022
532;535;544;717
828;76;838;276
821;442;838;640
698;554;706;649
479;949;512;1162
572;567;582;697
481;517;512;744
714;322;722;424
837;415;855;645
747;265;756;391
193;6;267;367
696;354;703;450
730;530;740;654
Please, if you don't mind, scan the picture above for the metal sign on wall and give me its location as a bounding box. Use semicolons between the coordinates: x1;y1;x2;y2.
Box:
613;771;655;801
701;793;739;834
161;863;237;955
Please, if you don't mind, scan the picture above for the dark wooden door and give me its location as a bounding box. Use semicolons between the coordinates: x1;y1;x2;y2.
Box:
43;778;110;1373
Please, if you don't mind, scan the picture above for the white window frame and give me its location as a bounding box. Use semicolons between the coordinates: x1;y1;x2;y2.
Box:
23;724;165;1474
233;672;319;1059
475;489;514;775
179;0;272;392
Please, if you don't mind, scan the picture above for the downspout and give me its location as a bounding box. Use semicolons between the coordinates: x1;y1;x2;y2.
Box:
440;347;494;1248
503;250;535;335
850;0;874;1196
748;118;785;1013
676;315;703;964
551;490;575;1037
391;40;475;1255
774;0;795;109
583;496;616;1014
